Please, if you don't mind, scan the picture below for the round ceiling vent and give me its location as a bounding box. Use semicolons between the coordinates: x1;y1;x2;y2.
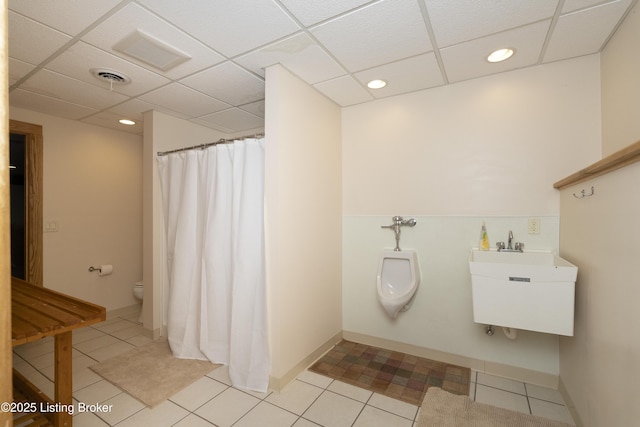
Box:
90;68;131;85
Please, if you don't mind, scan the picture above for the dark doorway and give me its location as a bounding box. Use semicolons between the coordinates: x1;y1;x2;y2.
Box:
10;132;26;279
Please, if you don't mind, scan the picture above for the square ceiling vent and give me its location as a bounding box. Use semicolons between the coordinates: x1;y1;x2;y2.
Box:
113;30;191;71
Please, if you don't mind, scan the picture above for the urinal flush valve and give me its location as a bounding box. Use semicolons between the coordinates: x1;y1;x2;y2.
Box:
381;216;417;251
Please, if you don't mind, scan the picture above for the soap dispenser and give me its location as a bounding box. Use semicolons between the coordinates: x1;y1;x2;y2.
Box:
479;222;490;250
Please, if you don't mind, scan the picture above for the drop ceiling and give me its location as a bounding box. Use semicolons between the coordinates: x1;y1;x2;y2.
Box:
8;0;637;135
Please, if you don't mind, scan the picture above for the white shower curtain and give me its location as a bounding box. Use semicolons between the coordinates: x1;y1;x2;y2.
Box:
157;138;269;392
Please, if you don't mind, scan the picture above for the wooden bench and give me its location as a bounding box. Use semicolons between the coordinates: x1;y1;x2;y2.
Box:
12;278;106;427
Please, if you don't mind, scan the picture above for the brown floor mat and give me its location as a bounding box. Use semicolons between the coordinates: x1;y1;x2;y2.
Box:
309;340;471;406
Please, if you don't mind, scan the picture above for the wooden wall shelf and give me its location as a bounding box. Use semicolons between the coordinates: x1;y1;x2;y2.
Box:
554;139;640;189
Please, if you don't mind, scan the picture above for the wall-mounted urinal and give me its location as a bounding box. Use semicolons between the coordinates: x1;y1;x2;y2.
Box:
376;250;420;319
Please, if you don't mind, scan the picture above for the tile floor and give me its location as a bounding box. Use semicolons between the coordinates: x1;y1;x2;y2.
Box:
12;311;575;426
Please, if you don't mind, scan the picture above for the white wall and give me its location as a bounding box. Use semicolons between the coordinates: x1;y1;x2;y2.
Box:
342;56;602;381
601;2;640;155
265;65;343;387
558;163;640;427
10;107;143;311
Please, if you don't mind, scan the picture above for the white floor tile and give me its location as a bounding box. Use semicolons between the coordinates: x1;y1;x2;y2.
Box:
302;391;365;427
234;401;299;427
525;383;565;404
85;340;135;362
74;335;121;354
173;413;216;426
296;370;333;389
327;380;372;403
28;350;55;370
195;387;260;427
73;328;108;344
94;391;145;425
72;410;110;426
265;380;324;415
475;384;530;414
74;380;122;405
23;313;575;427
206;364;232;385
93;319;137;334
115;399;190;427
352;405;413;427
109;324;146;340
476;373;526;395
170;376;229;412
14;339;54;359
292;418;319;427
529;398;575;425
367;393;418;420
124;334;154;347
72;367;103;391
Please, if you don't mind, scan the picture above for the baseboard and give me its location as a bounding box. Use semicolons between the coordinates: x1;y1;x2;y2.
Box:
106;304;141;319
558;376;583;427
268;331;343;392
343;330;559;389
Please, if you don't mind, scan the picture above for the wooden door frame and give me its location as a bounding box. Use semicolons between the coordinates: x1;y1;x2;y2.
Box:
9;119;43;286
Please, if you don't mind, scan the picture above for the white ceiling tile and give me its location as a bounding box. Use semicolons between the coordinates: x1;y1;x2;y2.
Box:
354;53;445;98
138;0;301;57
441;20;550;83
198;108;264;132
46;42;170;97
81;111;143;135
425;0;558;47
235;33;345;84
311;0;433;72
189;118;235;133
8;11;72;65
279;0;373;26
180;62;265;106
313;75;374;106
9;58;35;86
10;89;97;120
239;100;266;118
7;0;634;133
22;69;129;110
108;99;156;121
9;0;123;36
81;3;224;79
139;83;231;118
562;0;630;14
544;0;633;62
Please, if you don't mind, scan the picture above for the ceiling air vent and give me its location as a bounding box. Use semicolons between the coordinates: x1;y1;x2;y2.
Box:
90;68;131;85
113;30;191;71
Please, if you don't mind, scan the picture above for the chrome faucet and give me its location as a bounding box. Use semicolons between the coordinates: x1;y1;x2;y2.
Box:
497;230;524;252
381;216;417;251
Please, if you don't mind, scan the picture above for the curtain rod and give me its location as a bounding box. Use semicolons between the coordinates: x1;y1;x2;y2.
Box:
157;133;265;156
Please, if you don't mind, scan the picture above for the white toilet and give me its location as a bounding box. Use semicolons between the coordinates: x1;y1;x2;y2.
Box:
376;250;420;319
133;281;143;323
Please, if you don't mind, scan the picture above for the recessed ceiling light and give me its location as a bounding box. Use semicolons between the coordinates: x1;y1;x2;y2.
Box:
119;119;136;126
487;48;515;63
367;79;387;89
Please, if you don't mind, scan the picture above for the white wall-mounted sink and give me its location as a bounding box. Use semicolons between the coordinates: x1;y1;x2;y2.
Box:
469;249;578;336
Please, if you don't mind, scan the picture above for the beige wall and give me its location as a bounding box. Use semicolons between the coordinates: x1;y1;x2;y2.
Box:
10;107;143;311
265;65;342;386
558;2;640;425
558;163;640;427
342;56;602;382
601;2;640;155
